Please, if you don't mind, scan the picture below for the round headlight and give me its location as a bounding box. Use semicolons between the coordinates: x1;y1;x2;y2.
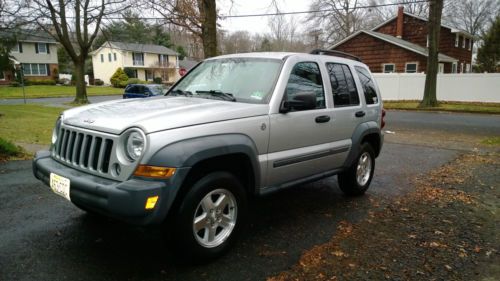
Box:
52;117;62;144
125;131;145;161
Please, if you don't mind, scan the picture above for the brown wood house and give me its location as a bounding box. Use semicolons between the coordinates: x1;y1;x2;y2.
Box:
331;7;473;74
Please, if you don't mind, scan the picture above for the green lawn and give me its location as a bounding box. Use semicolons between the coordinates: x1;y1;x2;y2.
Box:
0;104;64;145
0;85;122;99
383;101;500;114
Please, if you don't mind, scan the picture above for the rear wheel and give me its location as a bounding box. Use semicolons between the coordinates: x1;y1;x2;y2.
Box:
171;171;247;262
338;143;375;196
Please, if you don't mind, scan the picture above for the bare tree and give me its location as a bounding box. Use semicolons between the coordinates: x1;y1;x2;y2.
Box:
420;0;444;107
444;0;499;37
307;0;369;45
219;30;254;54
268;7;290;51
148;0;217;58
23;0;129;104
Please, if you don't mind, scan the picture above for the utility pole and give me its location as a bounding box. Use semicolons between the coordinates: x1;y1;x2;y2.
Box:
420;0;444;107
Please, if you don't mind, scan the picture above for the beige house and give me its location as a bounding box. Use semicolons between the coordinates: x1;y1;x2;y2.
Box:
0;30;59;84
91;41;180;84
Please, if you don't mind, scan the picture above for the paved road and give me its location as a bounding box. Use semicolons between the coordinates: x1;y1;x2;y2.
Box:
0;95;120;106
385;110;500;136
2;96;499;135
1;108;499;281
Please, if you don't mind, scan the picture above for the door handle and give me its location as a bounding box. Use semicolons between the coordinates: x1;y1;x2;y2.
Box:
355;111;366;117
315;115;331;123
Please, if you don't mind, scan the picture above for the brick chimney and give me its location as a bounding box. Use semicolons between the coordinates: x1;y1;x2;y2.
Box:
396;6;404;38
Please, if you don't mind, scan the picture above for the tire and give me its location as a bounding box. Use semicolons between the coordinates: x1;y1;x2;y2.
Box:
171;171;247;262
338;142;376;196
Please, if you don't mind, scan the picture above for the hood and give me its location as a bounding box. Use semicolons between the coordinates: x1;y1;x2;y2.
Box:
62;96;269;135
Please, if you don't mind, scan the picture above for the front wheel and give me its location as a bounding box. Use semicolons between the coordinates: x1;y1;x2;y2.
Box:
171;171;247;262
338;143;375;196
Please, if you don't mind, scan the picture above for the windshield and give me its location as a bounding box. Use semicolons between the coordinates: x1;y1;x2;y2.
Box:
168;57;283;103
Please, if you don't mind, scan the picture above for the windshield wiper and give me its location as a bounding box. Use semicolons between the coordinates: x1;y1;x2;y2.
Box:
168;89;193;97
195;90;236;102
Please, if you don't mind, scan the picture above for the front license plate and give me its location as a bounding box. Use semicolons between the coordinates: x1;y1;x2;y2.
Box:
50;173;71;201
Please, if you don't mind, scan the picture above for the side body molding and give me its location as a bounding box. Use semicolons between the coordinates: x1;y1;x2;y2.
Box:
343;121;383;168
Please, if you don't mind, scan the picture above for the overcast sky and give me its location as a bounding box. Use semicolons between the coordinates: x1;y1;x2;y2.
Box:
218;0;310;35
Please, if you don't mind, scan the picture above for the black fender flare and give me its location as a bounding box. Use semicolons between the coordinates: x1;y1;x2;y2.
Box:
343;122;382;168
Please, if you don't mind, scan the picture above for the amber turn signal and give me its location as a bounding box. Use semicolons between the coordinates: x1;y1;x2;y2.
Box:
134;165;176;179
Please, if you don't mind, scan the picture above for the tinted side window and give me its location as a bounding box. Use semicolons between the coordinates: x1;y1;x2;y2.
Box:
126;85;137;93
355;66;379;105
285;62;325;110
137;86;146;95
326;63;360;107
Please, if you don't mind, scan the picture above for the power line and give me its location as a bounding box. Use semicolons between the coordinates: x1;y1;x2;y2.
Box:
220;0;428;18
12;1;428;20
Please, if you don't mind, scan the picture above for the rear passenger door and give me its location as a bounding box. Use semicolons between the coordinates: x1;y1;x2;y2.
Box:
353;66;382;123
325;62;365;143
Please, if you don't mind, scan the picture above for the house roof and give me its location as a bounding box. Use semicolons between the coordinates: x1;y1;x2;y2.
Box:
96;41;179;56
0;30;57;43
371;11;473;38
179;59;199;70
331;30;458;63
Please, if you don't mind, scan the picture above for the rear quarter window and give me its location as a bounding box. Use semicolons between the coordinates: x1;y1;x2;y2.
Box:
355;66;379;105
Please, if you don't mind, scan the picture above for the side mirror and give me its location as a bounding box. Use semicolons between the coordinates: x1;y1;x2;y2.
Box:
280;92;317;113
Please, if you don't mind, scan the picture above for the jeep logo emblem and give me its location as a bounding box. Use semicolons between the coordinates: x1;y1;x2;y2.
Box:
83;119;95;124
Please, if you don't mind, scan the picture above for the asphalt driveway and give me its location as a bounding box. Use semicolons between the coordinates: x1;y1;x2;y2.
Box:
0;111;499;281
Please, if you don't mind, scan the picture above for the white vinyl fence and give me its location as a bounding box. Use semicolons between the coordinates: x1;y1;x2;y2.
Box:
373;73;500;103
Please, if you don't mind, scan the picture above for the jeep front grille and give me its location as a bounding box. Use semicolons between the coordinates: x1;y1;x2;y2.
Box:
53;127;114;174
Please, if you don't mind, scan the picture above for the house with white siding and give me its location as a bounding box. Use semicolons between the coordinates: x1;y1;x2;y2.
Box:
0;31;59;84
91;41;180;84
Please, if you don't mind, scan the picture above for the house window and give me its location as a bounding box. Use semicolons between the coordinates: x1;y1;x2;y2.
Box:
113;53;117;61
468;39;472;51
37;43;47;54
100;54;104;62
326;63;360;107
129;69;138;78
108;53;112;62
0;71;5;80
438;63;444;73
455;34;459;47
11;43;19;53
466;64;471;73
22;63;48;76
383;64;395;73
452;62;457;73
405;63;418;73
158;54;169;66
462;37;466;48
132;52;144;66
146;70;153;81
460;63;464;73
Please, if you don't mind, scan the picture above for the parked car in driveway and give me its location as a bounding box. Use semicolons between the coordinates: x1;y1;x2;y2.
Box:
33;50;385;262
123;84;166;99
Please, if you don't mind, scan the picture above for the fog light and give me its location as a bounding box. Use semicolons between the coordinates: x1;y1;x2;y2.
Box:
134;165;176;179
145;196;159;210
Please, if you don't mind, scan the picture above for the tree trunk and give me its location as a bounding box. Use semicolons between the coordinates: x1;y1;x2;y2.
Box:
420;0;443;108
199;0;217;58
73;60;89;104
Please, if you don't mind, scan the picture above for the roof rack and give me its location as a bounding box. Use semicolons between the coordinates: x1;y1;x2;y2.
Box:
309;49;362;62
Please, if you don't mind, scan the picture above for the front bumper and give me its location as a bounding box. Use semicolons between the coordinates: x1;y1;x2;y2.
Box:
33;151;187;225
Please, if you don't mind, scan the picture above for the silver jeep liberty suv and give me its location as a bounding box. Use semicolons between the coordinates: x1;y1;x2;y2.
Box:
33;50;385;261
